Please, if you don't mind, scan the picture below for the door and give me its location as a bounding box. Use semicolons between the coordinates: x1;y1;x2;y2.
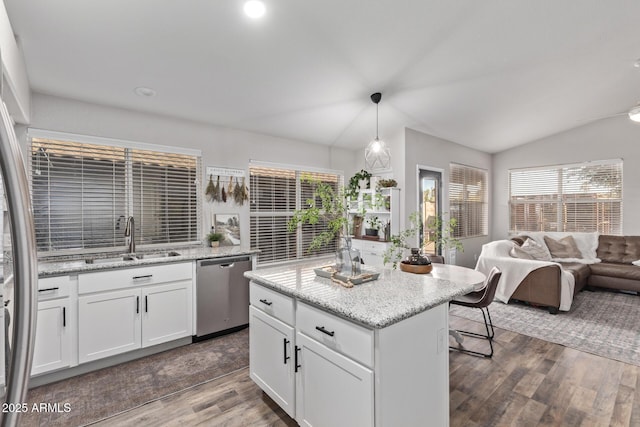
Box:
32;299;71;375
249;306;295;418
78;288;141;363
295;332;373;427
419;169;442;255
142;281;192;347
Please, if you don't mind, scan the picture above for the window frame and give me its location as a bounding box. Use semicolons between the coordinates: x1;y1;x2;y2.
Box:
28;129;202;255
449;163;488;239
508;159;623;235
249;161;343;266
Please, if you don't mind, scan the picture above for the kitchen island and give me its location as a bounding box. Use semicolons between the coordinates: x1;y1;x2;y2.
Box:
245;260;485;427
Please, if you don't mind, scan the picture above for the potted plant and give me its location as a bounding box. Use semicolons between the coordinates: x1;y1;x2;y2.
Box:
207;231;224;248
383;212;463;269
364;216;382;237
346;169;372;200
288;178;350;252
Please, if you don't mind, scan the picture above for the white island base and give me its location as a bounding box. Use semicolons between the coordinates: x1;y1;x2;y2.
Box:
249;282;451;427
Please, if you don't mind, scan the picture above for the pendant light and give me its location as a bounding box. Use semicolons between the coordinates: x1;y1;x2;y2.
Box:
365;92;391;170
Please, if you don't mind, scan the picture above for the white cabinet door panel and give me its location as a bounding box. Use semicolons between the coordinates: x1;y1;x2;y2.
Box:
78;289;141;363
296;332;373;427
142;281;192;347
32;299;71;375
249;306;295;418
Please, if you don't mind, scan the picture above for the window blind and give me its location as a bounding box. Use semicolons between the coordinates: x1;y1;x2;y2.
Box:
249;165;341;265
30;137;201;252
509;160;622;234
449;164;488;238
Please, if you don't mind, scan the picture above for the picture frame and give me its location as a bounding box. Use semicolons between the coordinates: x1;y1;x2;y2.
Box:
213;213;241;246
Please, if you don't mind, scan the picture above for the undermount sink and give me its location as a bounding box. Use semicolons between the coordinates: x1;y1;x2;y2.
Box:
85;255;136;264
134;251;181;260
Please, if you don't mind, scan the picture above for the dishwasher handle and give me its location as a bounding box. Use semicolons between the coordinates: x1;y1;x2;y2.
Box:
198;257;250;268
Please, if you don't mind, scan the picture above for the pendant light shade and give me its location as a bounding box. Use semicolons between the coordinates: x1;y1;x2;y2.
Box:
365;92;391;170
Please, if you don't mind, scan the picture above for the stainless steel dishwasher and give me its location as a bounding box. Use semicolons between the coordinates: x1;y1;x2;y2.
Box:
195;256;252;340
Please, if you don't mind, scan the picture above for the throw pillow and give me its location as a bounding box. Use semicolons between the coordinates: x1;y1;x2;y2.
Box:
520;238;552;261
509;245;534;260
544;235;582;259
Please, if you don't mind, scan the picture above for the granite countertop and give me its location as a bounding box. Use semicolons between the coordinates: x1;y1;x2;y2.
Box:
245;260;486;329
38;246;259;277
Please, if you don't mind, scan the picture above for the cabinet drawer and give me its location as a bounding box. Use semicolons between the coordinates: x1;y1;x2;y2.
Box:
250;282;294;326
351;239;388;255
297;302;373;368
38;276;72;300
78;262;193;294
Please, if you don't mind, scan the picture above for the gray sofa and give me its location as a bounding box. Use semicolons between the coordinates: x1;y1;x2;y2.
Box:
509;235;640;313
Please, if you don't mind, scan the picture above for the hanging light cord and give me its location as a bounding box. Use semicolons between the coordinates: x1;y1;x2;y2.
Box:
376;103;379;140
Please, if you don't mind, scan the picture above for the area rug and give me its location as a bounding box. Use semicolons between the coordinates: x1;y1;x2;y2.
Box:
449;289;640;366
21;328;249;427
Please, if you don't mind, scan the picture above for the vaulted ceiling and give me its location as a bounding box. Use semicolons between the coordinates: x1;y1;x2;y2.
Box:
5;0;640;153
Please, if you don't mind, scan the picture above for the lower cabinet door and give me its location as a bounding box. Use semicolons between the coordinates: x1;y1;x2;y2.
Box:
295;332;374;427
249;306;295;418
141;281;192;347
32;298;71;375
78;289;142;363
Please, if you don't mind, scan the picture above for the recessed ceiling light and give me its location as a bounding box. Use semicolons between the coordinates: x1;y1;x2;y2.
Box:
244;0;266;19
634;59;640;69
134;86;156;97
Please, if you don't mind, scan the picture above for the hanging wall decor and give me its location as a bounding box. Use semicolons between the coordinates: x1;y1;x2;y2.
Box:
204;166;249;205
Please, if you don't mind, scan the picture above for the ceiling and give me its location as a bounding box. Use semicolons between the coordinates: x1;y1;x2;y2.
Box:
5;0;640;153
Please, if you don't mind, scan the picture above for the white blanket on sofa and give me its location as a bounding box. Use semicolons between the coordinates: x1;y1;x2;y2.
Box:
475;240;576;311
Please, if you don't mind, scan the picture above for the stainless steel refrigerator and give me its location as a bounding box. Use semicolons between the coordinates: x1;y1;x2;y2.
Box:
0;94;38;426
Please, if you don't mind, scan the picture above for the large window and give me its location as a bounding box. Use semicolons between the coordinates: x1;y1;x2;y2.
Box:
249;163;342;265
509;160;622;234
30;132;201;253
449;163;488;238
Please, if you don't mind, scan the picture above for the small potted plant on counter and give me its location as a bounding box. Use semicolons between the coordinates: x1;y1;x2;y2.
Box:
207;231;224;248
364;216;382;238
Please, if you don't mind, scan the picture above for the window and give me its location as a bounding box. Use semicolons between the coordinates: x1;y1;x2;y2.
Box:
249;163;342;265
449;164;488;238
509;160;622;234
30;132;201;253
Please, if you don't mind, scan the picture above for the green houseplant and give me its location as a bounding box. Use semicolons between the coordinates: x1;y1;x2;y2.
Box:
346;169;372;200
207;231;224;248
288;178;350;252
383;212;463;269
364;215;382;237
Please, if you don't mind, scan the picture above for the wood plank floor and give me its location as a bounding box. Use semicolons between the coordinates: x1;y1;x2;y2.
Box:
90;315;640;426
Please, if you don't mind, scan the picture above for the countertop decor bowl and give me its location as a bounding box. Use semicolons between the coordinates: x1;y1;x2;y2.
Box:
399;262;433;274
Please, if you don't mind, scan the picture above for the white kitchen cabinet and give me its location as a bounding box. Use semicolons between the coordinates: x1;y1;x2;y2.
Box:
295;332;374;427
78;288;141;363
249;306;295;418
142;281;192;347
78;262;193;363
32;275;74;376
32;298;72;375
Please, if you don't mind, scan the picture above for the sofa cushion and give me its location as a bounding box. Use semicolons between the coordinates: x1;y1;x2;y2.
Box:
597;235;640;264
509;246;534;260
558;262;590;290
589;262;640;281
520;238;552;261
544;235;582;259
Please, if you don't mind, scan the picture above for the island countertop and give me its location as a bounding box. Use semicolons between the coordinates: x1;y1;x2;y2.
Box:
245;260;485;329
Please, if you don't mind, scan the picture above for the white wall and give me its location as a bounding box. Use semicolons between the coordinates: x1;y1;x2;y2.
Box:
492;115;640;239
20;93;358;247
404;128;492;268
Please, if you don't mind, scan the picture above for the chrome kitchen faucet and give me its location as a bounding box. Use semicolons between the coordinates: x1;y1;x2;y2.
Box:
125;216;135;253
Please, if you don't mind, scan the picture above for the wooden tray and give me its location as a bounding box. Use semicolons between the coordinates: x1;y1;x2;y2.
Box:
314;265;380;285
